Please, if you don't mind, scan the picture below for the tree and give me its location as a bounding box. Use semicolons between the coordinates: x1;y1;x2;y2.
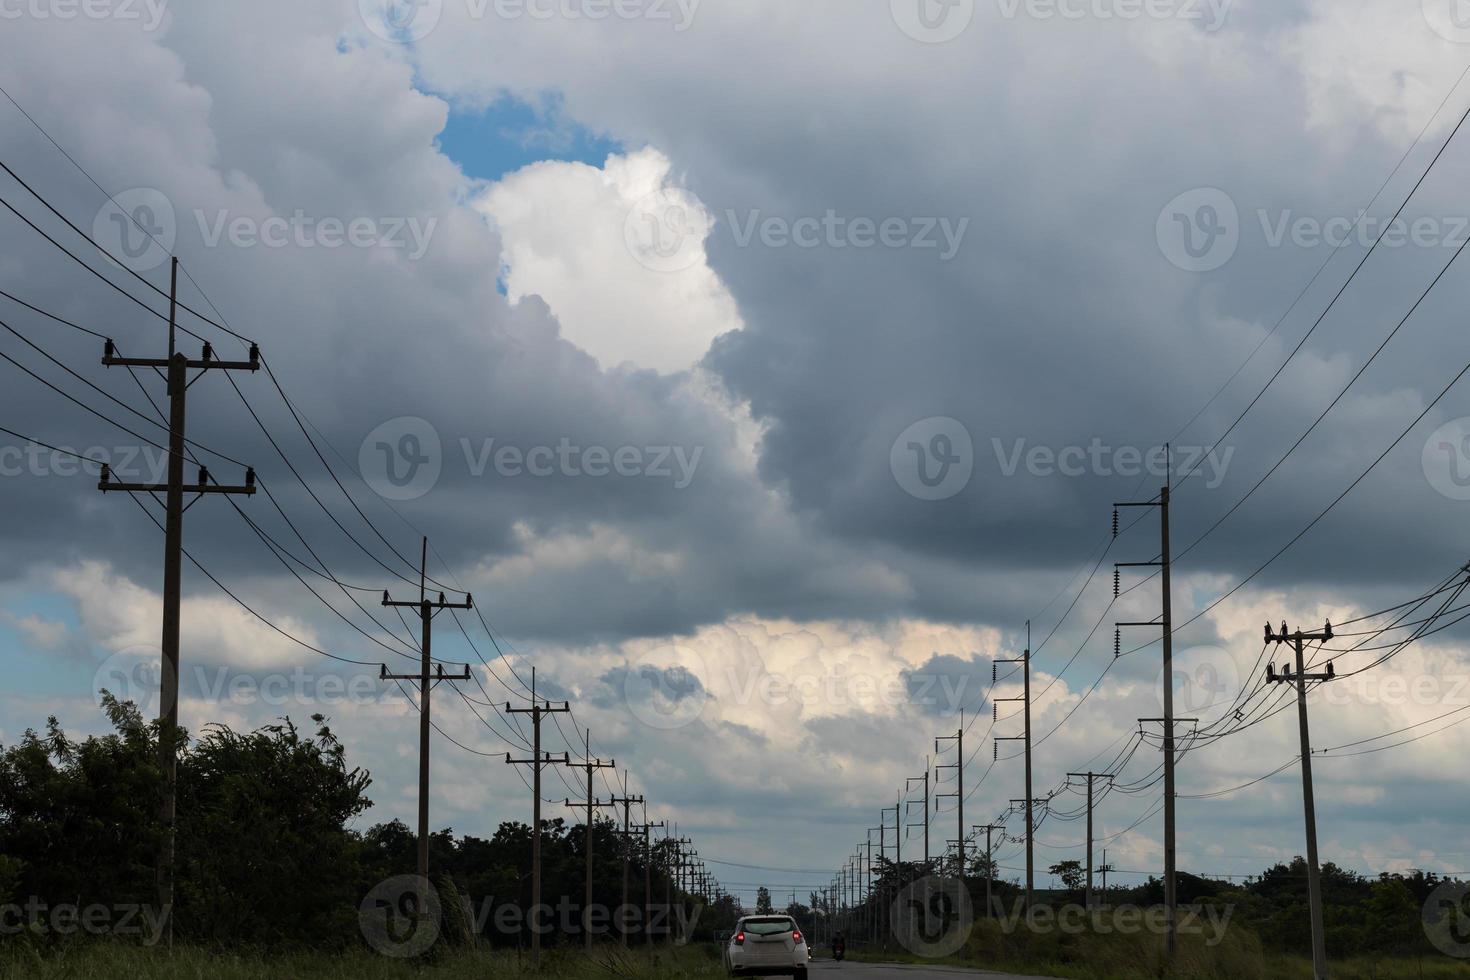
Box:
755;886;774;914
970;851;998;882
0;701;374;948
1049;860;1084;895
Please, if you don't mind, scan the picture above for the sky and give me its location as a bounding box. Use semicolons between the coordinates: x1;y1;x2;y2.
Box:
2;0;1470;910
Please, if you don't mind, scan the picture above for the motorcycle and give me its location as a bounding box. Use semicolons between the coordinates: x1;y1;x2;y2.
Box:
832;940;845;962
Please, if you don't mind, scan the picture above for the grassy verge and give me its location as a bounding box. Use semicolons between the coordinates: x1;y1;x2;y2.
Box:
0;943;728;980
841;917;1470;979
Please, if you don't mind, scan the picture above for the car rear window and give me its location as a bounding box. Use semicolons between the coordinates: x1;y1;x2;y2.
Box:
742;917;795;936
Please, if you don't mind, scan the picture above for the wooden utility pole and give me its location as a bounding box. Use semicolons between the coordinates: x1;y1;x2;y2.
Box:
1267;620;1336;980
995;630;1033;903
610;777;646;947
97;257;260;943
382;538;473;893
561;730;615;952
1115;480;1178;955
935;716;965;888
505;667;571;969
1067;772;1116;908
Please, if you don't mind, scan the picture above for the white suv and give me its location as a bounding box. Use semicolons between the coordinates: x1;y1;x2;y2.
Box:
722;915;810;978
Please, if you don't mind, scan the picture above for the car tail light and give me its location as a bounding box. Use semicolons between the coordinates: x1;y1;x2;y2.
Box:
792;929;803;943
734;931;745;945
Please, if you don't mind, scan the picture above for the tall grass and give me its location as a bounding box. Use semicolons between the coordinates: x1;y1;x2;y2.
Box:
0;942;728;980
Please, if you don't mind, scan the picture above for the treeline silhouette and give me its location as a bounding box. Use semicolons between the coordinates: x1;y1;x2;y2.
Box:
0;699;734;950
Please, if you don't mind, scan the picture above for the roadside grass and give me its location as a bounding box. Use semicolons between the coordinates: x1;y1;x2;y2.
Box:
1265;956;1470;979
843;913;1470;978
0;942;728;979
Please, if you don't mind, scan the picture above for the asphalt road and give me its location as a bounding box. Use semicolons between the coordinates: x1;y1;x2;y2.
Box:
805;962;1062;980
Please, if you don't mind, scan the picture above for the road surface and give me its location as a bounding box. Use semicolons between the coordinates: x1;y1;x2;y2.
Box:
806;962;1062;980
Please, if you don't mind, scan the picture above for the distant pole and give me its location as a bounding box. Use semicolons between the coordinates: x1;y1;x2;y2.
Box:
1266;620;1336;980
995;630;1034;903
381;540;473;903
610;775;646;947
505;668;571;969
1068;772;1115;909
936;718;966;887
1116;478;1177;954
561;731;614;952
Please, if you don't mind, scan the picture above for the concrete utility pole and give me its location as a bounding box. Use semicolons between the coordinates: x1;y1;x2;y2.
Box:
935;716;965;888
666;832;691;944
382;538;474;896
1115;478;1178;956
995;629;1033;903
638;809;667;945
974;823;1004;917
610;776;646;947
906;765;930;869
505;667;571;970
561;729;615;952
1067;772;1116;908
1266;619;1336;980
865;828;878;942
97;257;260;943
